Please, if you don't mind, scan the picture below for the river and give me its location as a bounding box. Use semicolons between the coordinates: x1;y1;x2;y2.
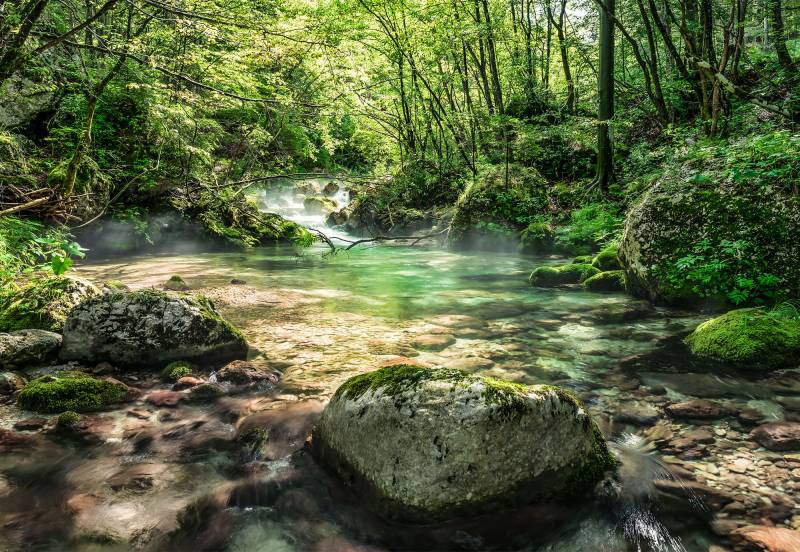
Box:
1;179;796;551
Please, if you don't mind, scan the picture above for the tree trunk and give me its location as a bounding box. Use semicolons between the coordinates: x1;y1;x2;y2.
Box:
768;0;794;70
596;0;615;191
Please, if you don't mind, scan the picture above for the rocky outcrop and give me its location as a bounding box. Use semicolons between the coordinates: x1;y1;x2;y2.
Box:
312;364;615;521
303;196;337;215
0;276;100;332
0;329;62;368
619;163;800;306
60;290;248;368
685;309;800;370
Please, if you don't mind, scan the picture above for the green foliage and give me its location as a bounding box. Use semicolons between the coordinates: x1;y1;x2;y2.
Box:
553;203;623;255
0;217;85;282
529;263;599;287
663;238;781;306
18;371;128;413
162;361;193;381
591;245;622;271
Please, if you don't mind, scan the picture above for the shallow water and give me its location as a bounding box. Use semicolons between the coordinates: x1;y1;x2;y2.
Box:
2;189;799;550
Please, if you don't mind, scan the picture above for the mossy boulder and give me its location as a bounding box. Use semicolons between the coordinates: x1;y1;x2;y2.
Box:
303;196;337;215
529;263;599;287
0;276;100;332
620;155;800;306
685;309;800;370
591;245;622;271
60;290;248;368
583;271;626;293
312;364;615;521
449;165;549;251
17;371;128;413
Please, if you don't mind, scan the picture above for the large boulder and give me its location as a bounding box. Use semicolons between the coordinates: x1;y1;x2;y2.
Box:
529;263;599;287
0;329;62;368
60;290;248;368
685;309;800;370
620;152;800;306
312;364;615;521
0;276;100;332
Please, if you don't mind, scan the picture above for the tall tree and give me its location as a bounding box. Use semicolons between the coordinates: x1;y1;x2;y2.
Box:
595;0;615;190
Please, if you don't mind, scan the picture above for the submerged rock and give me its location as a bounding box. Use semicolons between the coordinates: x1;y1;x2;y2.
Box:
750;422;800;451
685;309;800;370
0;276;100;332
17;371;128;413
312;364;615;521
60;290;248;368
0;329;62;368
215;360;278;385
665;399;733;420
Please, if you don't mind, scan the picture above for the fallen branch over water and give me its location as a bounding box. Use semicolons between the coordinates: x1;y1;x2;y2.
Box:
309;227;449;253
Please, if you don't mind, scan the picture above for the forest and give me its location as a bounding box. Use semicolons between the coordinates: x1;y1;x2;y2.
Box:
0;0;799;549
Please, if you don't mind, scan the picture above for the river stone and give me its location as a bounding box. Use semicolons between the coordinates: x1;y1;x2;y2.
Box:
312;364;615;521
409;334;456;352
0;329;62;369
750;422;800;451
665;399;733;420
0;372;25;395
730;525;800;552
60;290;248;368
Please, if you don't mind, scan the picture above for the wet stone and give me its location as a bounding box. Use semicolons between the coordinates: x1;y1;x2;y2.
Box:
665;399;733;420
13;417;48;431
145;390;185;407
614;403;660;426
409;334;456;352
750;422;800;452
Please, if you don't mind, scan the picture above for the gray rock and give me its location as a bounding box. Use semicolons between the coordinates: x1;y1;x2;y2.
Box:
0;76;56;128
60;290;248;368
312;365;615;521
0;329;62;369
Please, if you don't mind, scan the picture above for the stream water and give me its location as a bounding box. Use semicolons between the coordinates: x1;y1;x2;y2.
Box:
1;180;798;551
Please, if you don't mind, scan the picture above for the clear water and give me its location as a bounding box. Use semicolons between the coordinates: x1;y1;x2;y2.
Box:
1;183;794;551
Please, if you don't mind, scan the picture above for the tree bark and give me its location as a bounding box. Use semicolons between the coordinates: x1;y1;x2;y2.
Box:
596;0;615;191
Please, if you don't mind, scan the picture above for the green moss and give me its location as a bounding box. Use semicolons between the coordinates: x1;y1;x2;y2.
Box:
18;372;128;413
529;263;599;287
685;308;800;369
189;383;225;400
583;270;626;293
103;280;129;292
561;422;617;498
162;361;193;381
164;275;189;291
335;364;467;401
57;410;81;427
591;245;621;271
0;275;98;332
573;255;592;264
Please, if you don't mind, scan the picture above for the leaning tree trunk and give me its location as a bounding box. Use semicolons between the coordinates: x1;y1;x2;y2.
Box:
768;0;794;71
596;0;615;191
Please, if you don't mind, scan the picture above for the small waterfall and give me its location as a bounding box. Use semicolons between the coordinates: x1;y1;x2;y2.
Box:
250;178;354;241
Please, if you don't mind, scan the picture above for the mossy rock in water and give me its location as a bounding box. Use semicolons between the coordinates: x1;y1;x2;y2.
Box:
164;275;189;291
591;245;622;271
60;290;248;368
685;309;800;370
161;361;193;381
573;255;593;264
0;276;100;332
529;263;599;287
583;271;626;293
18;371;128;413
313;364;615;521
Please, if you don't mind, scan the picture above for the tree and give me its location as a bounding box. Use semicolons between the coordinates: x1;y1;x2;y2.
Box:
595;0;615;191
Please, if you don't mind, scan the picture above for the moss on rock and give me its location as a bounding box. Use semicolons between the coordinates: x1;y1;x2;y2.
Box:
685;308;800;369
592;245;622;271
164;275;189;291
583;271;626;293
0;276;100;332
18;371;128;413
529;263;599;287
162;361;193;381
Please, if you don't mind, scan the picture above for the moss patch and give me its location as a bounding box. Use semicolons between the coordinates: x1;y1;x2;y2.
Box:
685;308;800;369
583;271;626;293
18;371;128;413
591;245;621;271
164;275;189;291
0;275;99;332
162;361;193;381
529;263;599;287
